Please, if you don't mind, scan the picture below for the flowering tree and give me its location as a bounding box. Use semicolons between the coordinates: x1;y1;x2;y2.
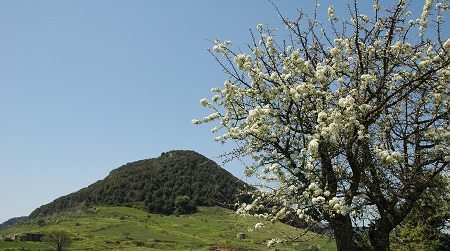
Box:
194;0;450;250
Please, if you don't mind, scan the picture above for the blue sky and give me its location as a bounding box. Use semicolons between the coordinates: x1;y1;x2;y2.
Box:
0;1;431;222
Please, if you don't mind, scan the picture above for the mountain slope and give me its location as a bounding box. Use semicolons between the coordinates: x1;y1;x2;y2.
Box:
30;150;251;218
0;216;27;230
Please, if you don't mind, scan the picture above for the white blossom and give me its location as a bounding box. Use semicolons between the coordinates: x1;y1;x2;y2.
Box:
373;4;382;11
317;111;328;122
443;38;450;51
328;6;335;20
256;23;263;31
420;0;434;33
308;138;319;155
200;98;212;108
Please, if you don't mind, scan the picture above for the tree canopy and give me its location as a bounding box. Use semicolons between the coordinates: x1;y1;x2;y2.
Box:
42;230;72;251
195;1;450;250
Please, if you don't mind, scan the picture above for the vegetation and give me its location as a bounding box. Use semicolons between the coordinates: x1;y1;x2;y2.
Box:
175;196;197;215
391;174;450;251
30;150;251;217
0;217;27;230
0;240;51;250
42;230;72;251
0;206;336;251
195;0;450;250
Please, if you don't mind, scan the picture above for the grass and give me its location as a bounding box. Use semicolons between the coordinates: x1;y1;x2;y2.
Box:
0;240;52;250
0;206;336;251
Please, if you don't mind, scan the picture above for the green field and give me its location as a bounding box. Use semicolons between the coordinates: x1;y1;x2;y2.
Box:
0;240;52;250
0;206;336;251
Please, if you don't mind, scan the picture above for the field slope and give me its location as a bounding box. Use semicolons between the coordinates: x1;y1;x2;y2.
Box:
0;206;336;251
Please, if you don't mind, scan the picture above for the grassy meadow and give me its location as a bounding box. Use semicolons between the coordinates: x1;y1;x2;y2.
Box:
0;206;336;251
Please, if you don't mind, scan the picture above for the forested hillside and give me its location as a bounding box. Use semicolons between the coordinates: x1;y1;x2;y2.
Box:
30;150;251;218
0;217;27;230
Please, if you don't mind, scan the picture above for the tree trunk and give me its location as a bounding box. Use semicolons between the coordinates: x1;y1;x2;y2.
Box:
330;214;361;251
368;221;391;251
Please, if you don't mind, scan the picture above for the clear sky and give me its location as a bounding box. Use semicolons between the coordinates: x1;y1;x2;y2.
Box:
0;1;432;222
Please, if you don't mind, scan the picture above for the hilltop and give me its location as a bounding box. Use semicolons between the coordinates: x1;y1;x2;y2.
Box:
30;150;251;218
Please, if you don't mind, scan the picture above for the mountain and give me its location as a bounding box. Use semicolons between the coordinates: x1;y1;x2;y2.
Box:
30;150;251;218
0;216;27;230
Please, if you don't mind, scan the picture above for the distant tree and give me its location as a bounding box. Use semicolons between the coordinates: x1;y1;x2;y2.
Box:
194;1;450;250
175;195;197;214
42;230;72;251
391;174;450;250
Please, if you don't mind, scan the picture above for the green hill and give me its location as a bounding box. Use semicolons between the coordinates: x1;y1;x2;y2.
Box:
1;151;336;250
0;217;27;230
30;150;252;218
0;206;336;251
